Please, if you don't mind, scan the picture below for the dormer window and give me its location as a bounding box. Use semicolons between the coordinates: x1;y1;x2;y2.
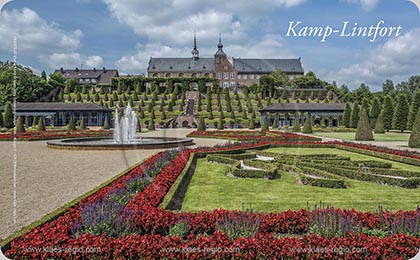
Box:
169;66;173;70
152;66;156;69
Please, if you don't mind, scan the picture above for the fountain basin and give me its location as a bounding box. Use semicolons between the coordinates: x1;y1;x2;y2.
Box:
47;137;194;150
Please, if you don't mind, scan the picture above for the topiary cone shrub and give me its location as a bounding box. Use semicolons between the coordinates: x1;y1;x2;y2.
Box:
302;113;313;134
409;110;420;148
148;119;156;131
79;117;86;130
37;116;46;131
248;119;255;130
217;118;224;130
15;116;26;133
355;109;374;141
261;116;269;131
292;118;301;132
103;117;110;130
197;116;206;131
374;112;385;134
67;116;76;130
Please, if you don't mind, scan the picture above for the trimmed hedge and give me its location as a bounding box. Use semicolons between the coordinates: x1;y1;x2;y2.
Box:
318;164;420;179
280;164;346;189
309;160;392;169
337;145;420;167
206;154;278;179
299;162;420;189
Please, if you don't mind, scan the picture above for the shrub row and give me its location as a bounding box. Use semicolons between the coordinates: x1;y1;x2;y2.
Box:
280;164;346;189
238;159;278;179
309;160;392;169
214;152;256;160
300;162;420;189
206;154;278;179
337;145;420;166
319;163;420;178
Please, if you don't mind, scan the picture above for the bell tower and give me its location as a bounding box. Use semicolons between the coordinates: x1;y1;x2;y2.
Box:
191;33;199;61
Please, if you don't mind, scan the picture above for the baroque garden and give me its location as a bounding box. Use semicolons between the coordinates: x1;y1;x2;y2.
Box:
1;58;420;259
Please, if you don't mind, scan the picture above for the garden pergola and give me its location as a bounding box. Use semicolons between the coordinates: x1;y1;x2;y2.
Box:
259;103;346;127
0;103;113;127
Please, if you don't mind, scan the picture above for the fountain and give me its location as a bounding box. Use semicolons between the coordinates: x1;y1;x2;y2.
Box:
113;104;138;143
47;104;193;150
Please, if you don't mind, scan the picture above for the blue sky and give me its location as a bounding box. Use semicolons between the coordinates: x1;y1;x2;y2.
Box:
0;0;419;91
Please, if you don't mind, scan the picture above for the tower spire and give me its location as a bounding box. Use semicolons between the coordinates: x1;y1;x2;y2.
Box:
217;33;223;49
191;32;199;60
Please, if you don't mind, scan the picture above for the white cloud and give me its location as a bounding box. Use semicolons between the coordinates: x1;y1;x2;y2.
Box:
0;8;82;53
46;53;104;69
326;28;420;90
343;0;380;11
106;0;302;74
85;56;104;68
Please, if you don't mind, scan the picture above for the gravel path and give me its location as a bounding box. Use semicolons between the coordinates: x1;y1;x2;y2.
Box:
0;129;227;241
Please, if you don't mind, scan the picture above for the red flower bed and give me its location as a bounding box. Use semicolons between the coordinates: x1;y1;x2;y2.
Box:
188;130;321;142
0;130;112;141
3;141;420;259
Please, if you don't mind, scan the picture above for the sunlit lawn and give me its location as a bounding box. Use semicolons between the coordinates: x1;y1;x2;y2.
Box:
312;131;410;141
182;148;420;213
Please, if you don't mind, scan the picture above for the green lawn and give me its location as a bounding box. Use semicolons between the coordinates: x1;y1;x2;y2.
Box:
182;148;420;213
312;132;410;141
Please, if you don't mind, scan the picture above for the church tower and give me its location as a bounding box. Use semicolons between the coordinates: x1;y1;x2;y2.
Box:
213;33;236;88
214;33;227;64
191;33;199;61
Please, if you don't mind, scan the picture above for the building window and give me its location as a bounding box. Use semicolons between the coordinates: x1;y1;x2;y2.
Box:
152;73;158;77
230;73;235;79
224;73;228;79
230;82;236;87
79;79;83;83
91;79;97;83
243;75;248;79
237;74;241;80
191;73;197;78
178;73;184;77
216;73;222;79
224;65;228;70
165;73;171;77
223;82;229;88
256;75;260;79
204;73;210;77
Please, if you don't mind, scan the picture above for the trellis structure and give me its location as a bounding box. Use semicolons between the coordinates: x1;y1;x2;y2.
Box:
259;103;346;127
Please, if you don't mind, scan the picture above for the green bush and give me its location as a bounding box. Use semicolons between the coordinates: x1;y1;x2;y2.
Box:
261;116;269;131
37;116;46;131
374;112;385;134
292;117;301;132
67;117;76;130
79;117;86;130
248;119;255;130
355;109;374;141
197;116;206;131
148;119;155;131
3;102;14;129
15;116;25;133
169;222;190;239
103;117;110;130
409;110;420;148
302;113;313;134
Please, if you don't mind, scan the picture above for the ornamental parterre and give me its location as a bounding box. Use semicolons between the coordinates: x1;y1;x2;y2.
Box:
2;140;420;259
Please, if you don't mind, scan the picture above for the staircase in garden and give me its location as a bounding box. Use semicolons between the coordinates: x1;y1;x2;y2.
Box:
186;99;195;115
